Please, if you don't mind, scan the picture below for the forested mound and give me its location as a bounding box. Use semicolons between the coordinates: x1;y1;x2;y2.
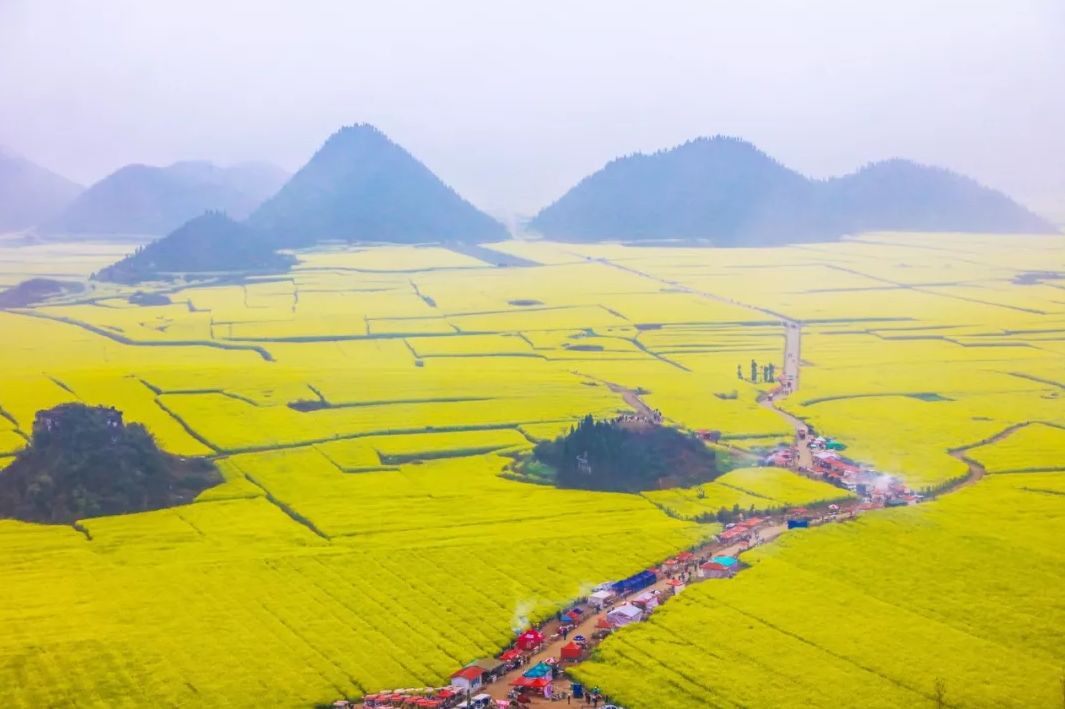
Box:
0;278;84;307
0;403;220;524
532;414;720;492
96;211;294;283
0;147;83;231
43;160;288;236
248;124;507;245
530;136;1057;243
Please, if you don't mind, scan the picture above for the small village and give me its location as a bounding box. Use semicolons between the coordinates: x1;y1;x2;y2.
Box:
765;431;921;508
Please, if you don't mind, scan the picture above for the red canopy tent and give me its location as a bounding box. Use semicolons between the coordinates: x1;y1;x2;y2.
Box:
451;667;482;683
676;551;694;562
499;649;522;662
516;629;544;651
595;617;612;629
511;676;537;688
560;641;582;660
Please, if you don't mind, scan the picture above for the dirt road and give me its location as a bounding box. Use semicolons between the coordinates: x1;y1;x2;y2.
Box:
604;382;654;420
758;320;811;468
484;526;786;704
782;320;801;392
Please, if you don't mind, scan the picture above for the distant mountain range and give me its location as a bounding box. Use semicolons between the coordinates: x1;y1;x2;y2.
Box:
248;124;507;245
95;125;506;282
85;129;1058;286
0;147;83;232
97;212;294;284
529;137;1058;243
43;161;289;237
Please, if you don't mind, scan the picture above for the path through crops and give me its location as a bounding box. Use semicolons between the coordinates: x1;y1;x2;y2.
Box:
379;320;1004;708
483;525;789;705
478;323;843;707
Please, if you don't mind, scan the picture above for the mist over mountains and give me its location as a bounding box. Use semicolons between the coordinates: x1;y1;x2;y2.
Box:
248;124;507;245
42;161;289;237
529;137;1057;243
97;211;294;284
93;125;506;282
0;148;83;232
4;127;1058;288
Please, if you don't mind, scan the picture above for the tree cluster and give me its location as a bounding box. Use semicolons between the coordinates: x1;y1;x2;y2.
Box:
96;211;294;284
529;137;1057;244
533;414;719;493
0;403;219;524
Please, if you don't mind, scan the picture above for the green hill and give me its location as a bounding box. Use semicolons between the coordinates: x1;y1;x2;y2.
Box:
0;403;220;524
248;124;507;245
532;414;721;492
96;211;294;283
530;136;1057;243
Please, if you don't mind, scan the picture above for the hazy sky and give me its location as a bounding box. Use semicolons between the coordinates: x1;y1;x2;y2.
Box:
2;0;1063;221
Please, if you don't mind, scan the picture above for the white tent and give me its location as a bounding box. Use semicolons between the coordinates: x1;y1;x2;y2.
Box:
632;591;659;610
606;603;644;627
588;589;616;609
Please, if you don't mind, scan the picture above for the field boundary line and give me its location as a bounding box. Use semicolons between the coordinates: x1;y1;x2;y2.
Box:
242;473;331;540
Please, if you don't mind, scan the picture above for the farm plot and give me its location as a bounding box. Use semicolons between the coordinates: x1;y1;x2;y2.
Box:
968;422;1065;472
644;466;851;520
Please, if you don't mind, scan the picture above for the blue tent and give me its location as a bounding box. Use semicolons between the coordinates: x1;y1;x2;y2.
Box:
610;569;657;595
523;662;552;679
711;555;738;567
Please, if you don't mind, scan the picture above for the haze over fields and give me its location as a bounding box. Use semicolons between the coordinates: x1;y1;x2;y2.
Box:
1;3;1064;709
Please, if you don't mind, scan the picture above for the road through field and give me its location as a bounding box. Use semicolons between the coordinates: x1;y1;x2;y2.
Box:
585;256;796;323
482;326;811;706
483;526;786;705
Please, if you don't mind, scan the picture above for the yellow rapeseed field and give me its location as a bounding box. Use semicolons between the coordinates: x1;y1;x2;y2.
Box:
643;466;851;520
575;474;1065;709
0;234;1062;707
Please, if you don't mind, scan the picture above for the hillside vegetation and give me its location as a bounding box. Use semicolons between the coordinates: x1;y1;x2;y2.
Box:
532;414;720;492
0;403;220;523
0;278;84;307
530;136;1057;243
96;211;295;283
248;124;507;245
